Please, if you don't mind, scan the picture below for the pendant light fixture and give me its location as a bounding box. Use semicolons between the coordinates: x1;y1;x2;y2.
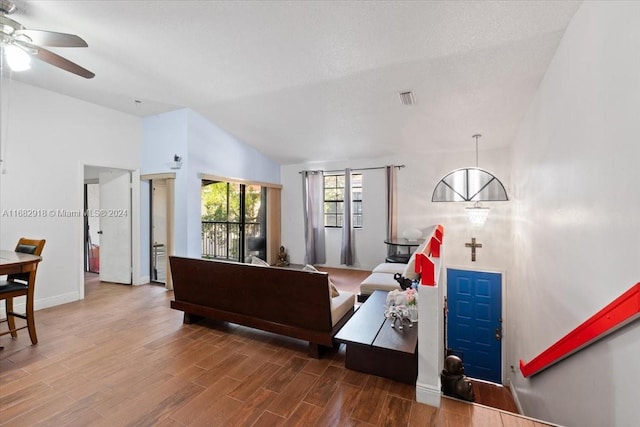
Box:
431;134;508;226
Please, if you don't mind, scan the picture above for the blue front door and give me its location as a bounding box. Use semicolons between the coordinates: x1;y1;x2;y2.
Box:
447;269;502;383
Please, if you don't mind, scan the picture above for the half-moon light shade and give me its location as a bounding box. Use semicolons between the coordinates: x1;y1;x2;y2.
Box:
432;167;508;202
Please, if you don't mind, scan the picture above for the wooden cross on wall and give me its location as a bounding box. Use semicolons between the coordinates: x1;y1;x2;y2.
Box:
465;237;482;262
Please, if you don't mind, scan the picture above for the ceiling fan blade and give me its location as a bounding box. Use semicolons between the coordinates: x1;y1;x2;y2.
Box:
18;41;94;79
14;29;88;47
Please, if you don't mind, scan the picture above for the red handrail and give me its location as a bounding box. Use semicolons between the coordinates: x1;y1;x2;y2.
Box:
520;282;640;377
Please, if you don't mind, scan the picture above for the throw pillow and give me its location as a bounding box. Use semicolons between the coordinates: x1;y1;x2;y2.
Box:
303;264;340;298
329;280;340;298
302;264;318;272
251;256;269;266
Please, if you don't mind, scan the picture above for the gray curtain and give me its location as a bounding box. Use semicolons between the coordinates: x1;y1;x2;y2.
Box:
341;168;354;265
385;165;398;241
302;171;326;265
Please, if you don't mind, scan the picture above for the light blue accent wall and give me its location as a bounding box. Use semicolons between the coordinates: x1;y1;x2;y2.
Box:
186;109;280;183
142;108;280;262
142;110;189;260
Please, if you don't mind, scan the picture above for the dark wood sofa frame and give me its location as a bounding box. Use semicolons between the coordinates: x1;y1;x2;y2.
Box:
169;256;354;358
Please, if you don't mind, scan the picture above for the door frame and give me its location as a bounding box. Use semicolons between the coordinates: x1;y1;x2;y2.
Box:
444;265;507;384
200;173;281;264
141;173;175;290
81;164;141;299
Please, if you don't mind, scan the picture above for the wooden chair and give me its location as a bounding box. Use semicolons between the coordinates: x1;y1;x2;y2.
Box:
0;238;46;345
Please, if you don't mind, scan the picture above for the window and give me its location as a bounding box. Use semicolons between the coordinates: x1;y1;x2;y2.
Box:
324;173;363;228
201;180;267;263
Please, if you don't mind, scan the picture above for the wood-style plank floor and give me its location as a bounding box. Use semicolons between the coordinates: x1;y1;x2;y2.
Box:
0;270;550;426
319;267;521;415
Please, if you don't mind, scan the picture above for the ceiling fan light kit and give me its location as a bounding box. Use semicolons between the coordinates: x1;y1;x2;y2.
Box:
3;42;29;70
0;0;94;78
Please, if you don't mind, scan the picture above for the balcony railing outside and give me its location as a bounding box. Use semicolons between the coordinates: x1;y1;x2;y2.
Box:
201;220;261;261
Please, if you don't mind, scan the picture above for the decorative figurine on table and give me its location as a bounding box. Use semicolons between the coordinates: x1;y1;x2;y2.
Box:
393;273;414;290
440;355;475;402
384;289;413;330
275;246;289;267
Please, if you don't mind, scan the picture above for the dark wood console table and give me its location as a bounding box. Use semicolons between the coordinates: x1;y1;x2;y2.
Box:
335;290;418;384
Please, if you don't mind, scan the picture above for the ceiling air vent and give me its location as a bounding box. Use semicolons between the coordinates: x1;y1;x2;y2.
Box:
398;91;416;106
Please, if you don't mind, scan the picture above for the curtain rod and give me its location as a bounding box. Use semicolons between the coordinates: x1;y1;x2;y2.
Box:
299;164;405;174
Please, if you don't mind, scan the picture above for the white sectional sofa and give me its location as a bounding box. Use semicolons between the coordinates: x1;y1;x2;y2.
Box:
358;225;439;301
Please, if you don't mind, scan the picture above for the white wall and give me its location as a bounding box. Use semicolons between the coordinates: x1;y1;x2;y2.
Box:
281;148;512;272
0;79;141;309
508;2;640;426
141;109;280;260
281;160;387;270
282;150;513;410
141;108;189;258
185;110;280;258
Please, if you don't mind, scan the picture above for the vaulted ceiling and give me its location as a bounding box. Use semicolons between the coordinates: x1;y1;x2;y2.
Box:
4;1;581;164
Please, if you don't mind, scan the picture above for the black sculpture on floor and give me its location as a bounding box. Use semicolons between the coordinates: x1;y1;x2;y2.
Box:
441;355;475;402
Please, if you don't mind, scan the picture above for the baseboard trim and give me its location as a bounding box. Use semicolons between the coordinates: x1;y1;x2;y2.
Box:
507;378;524;415
416;381;441;407
0;291;80;318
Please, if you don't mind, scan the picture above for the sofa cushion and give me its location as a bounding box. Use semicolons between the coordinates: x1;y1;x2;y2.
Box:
303;264;339;297
372;263;406;274
302;264;318;272
330;291;355;326
360;272;402;295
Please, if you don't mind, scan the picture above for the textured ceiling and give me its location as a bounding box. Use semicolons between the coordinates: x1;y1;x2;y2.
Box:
4;1;581;164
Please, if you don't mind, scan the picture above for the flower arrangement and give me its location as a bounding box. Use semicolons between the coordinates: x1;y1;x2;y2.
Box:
405;288;418;306
385;288;419;326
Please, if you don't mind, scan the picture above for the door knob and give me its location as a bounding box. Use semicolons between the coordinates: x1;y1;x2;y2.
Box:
97;230;103;234
495;328;502;341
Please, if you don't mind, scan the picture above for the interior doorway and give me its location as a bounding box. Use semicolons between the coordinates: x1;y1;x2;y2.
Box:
83;166;133;286
84;182;100;273
151;179;167;284
141;173;175;290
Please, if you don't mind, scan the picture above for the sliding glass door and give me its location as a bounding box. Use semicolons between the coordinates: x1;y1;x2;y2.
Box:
201;180;267;263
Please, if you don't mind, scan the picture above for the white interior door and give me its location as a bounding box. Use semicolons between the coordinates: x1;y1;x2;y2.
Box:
99;170;132;284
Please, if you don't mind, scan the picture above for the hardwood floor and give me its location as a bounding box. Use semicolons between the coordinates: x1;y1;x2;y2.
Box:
319;267;521;415
469;380;519;414
0;271;550;426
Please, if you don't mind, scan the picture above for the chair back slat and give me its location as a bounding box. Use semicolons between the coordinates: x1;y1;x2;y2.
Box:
8;238;45;283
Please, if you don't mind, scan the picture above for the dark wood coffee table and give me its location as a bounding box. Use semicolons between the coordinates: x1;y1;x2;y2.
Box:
335;290;418;384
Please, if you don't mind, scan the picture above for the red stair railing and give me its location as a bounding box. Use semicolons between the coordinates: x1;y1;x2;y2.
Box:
520;282;640;377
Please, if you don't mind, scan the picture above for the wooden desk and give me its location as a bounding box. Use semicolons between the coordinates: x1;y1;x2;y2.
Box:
0;250;42;275
335;290;418;384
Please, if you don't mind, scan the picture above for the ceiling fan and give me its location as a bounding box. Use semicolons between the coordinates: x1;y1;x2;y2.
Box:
0;0;94;78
